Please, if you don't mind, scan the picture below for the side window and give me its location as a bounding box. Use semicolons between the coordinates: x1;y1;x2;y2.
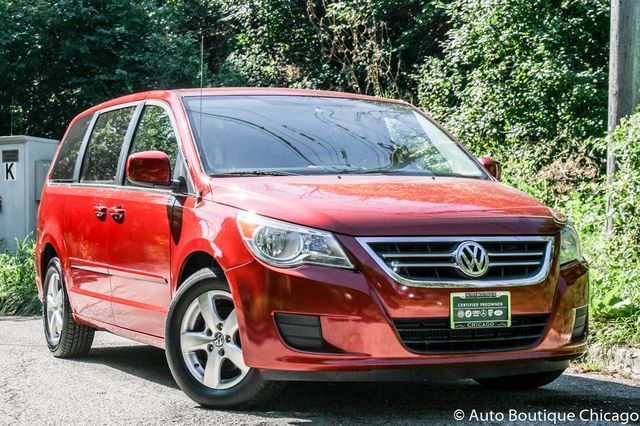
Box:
81;107;135;184
126;105;179;186
50;115;92;182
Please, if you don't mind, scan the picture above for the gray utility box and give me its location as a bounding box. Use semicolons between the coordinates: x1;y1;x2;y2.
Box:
0;136;59;252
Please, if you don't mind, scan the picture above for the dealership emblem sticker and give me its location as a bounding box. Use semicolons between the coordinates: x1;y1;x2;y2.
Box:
455;241;490;277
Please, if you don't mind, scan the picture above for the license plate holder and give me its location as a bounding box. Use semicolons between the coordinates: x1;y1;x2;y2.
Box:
450;291;511;329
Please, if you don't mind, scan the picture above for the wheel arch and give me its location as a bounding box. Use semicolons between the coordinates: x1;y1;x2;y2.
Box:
176;251;223;292
37;237;64;299
41;243;58;281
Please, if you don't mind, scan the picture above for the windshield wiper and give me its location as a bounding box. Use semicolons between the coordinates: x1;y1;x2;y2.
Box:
325;166;435;176
210;170;301;177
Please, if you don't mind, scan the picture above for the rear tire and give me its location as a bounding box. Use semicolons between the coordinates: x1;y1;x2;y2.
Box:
165;268;281;408
474;369;565;390
42;257;94;358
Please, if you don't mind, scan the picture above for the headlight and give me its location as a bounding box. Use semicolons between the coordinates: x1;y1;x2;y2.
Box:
559;222;584;265
236;211;354;269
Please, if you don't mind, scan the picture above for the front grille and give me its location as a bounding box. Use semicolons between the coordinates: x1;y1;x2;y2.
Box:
358;236;554;287
394;314;549;354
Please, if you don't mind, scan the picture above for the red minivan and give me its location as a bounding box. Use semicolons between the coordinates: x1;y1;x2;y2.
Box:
36;88;588;407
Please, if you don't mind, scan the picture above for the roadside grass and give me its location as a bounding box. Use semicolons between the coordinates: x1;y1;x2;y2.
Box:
590;315;640;348
0;236;40;316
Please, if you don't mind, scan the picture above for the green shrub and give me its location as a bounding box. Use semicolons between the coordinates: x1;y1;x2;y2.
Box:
584;112;640;345
414;0;609;166
499;112;640;347
0;236;40;316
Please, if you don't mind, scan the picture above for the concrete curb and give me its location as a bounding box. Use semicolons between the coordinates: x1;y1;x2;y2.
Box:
586;344;640;378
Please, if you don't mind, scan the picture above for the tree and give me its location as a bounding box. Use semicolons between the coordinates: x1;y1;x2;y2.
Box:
0;0;203;139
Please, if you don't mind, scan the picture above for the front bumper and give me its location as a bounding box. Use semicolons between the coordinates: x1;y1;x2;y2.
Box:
225;238;588;378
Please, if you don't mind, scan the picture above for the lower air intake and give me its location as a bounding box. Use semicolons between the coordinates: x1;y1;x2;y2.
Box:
394;314;550;354
274;313;326;352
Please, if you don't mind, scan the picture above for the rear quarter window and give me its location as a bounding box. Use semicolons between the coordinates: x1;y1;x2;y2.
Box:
49;115;92;182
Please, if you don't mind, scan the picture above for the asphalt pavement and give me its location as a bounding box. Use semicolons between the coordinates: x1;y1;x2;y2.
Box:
0;316;638;425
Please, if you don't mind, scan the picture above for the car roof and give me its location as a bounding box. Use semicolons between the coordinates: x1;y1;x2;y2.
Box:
173;87;408;104
77;88;408;118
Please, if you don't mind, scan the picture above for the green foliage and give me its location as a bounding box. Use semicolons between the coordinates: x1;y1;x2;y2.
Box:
213;0;447;95
586;113;640;342
502;112;640;347
415;0;609;164
0;0;203;138
0;236;40;316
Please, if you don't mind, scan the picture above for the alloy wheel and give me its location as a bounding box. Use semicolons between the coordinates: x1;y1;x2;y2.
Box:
46;271;64;345
180;290;249;390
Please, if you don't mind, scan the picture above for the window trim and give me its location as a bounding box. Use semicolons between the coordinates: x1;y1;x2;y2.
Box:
48;114;95;183
69;113;97;183
115;103;145;185
78;101;141;185
50;99;195;196
119;99;194;195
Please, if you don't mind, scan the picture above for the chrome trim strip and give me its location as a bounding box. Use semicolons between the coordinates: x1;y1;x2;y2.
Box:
356;236;555;288
490;261;541;267
389;260;541;268
381;252;454;259
390;262;455;268
487;251;544;257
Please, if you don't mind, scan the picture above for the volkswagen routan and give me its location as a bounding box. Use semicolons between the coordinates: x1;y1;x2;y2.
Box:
35;88;588;407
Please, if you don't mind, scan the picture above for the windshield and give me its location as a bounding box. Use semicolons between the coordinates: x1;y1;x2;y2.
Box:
183;95;485;178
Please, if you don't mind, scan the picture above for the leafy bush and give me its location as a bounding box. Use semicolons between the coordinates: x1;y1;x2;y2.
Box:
502;113;640;347
0;236;40;316
583;113;640;345
414;0;609;166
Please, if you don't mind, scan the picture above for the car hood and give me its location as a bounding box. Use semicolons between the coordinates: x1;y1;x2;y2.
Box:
209;175;561;236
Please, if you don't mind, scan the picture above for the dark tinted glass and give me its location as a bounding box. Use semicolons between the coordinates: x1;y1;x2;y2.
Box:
183;96;484;178
50;115;92;181
81;107;134;183
126;105;178;186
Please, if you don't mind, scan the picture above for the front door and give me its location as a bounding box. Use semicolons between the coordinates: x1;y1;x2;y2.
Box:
108;103;183;337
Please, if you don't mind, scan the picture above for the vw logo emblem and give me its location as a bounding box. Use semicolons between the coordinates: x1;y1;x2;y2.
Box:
213;332;225;347
455;241;490;277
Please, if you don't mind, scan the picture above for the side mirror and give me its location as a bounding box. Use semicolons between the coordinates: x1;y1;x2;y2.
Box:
479;156;502;181
126;151;173;188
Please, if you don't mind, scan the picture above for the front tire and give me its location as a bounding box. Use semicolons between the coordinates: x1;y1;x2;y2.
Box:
474;369;565;390
42;257;94;357
165;268;280;408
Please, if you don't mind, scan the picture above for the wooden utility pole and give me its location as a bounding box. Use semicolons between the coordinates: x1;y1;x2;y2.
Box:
606;0;640;234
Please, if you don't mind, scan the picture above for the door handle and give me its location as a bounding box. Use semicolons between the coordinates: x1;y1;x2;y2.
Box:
93;204;107;219
108;205;126;221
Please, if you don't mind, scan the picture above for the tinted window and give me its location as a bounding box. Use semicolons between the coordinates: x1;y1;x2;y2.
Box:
81;107;134;183
126;105;178;186
50;115;92;181
183;96;484;178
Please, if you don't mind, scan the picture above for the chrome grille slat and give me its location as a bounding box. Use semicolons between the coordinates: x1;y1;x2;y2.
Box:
381;252;454;259
357;236;554;288
487;251;544;257
391;262;456;268
489;261;542;267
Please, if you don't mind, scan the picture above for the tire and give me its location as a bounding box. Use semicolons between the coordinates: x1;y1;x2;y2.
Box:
474;369;565;390
165;268;281;408
42;257;95;357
